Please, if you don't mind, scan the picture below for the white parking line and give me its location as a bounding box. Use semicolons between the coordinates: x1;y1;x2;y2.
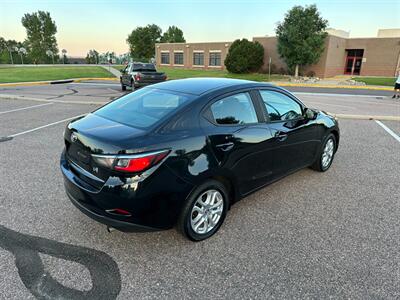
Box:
375;120;400;143
9;113;87;138
303;100;355;109
0;102;53;115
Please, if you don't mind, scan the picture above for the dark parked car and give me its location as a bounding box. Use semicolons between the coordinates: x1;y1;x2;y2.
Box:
120;62;166;91
61;78;339;241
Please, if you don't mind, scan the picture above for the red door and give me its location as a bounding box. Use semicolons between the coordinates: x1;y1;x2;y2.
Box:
344;57;355;75
344;56;363;75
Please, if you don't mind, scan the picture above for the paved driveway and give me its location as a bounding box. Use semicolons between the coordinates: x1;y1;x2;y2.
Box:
0;85;399;299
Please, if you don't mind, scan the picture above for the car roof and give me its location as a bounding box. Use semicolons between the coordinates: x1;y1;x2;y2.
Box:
147;78;274;95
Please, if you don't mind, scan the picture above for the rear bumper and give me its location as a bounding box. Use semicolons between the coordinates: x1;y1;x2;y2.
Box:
60;149;194;232
134;80;165;88
66;190;160;232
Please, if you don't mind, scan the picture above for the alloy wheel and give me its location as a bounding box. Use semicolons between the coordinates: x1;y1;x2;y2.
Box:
321;138;334;168
190;189;224;235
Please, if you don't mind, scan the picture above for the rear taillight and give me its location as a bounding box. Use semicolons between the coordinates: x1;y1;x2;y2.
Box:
134;73;141;81
92;150;170;173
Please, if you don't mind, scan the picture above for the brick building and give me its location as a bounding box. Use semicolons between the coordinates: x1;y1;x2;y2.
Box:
155;29;400;78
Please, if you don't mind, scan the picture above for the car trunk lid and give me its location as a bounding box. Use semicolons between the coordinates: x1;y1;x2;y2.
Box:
64;113;147;187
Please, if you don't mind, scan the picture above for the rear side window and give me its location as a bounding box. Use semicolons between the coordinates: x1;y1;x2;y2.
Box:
132;63;156;72
259;90;302;121
210;92;258;125
94;88;193;128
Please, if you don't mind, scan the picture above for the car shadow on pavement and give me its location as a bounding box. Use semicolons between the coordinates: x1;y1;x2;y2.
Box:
0;224;121;299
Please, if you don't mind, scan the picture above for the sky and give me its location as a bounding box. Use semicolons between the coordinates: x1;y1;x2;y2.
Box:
1;0;399;57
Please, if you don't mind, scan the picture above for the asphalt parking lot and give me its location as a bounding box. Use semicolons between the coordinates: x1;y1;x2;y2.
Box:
0;83;399;299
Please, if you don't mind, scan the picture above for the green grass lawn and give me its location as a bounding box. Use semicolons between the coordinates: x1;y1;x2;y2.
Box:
112;65;287;82
0;66;114;83
353;76;396;86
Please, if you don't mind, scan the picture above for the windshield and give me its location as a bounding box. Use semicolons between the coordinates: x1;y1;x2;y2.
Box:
94;88;193;128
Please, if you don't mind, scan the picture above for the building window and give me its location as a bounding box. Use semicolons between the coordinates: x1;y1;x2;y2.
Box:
193;52;204;66
161;52;170;64
174;52;183;65
346;49;364;57
209;52;221;66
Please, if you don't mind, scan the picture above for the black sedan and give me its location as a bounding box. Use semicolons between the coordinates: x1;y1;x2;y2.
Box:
61;78;339;241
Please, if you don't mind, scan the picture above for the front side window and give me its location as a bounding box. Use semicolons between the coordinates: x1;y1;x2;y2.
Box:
209;52;221;66
174;52;184;65
193;52;204;66
210;92;258;125
95;88;193;128
259;90;302;121
161;52;170;64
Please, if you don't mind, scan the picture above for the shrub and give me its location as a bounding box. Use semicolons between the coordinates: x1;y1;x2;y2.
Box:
306;70;316;77
224;39;264;73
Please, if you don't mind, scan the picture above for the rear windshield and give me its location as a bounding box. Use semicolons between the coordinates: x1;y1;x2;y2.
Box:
94;88;193;128
133;63;156;72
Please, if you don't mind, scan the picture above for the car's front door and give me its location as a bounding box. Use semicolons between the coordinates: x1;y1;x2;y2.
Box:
202;90;276;196
257;89;319;177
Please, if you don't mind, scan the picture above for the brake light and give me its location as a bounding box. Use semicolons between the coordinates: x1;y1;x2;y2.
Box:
134;73;141;81
114;150;170;172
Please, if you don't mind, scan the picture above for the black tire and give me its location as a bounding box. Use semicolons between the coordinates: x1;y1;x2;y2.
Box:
177;179;229;241
121;81;126;91
310;133;336;172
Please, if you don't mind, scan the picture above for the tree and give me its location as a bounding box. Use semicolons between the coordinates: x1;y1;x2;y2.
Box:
276;4;328;77
160;26;186;43
21;11;58;64
126;24;162;60
224;39;264;73
0;38;26;64
85;49;99;64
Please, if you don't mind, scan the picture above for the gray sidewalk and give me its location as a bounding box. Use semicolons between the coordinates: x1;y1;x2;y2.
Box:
101;65;120;78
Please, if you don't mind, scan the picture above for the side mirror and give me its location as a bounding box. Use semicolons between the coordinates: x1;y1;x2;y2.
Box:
304;108;317;120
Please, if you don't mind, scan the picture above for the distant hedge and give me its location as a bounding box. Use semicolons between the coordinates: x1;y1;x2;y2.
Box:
224;39;264;73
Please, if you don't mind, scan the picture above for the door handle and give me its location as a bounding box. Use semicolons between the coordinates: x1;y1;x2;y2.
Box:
275;132;288;141
216;142;234;152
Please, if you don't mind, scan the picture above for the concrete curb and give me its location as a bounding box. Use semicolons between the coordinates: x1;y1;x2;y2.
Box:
0;77;118;87
275;82;393;91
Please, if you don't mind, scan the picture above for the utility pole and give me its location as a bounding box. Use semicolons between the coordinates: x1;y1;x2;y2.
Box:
268;57;272;82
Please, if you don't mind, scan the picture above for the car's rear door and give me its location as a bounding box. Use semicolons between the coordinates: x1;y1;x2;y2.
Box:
256;89;319;176
201;90;276;196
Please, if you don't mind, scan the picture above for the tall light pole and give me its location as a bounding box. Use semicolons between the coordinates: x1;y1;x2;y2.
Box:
6;44;14;64
62;49;67;64
18;47;26;64
46;50;54;64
